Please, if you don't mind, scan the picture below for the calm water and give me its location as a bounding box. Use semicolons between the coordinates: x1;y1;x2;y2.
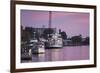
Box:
22;46;89;63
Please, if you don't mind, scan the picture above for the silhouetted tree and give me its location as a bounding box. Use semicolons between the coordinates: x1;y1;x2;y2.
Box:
60;31;67;40
82;37;89;45
43;28;54;39
71;35;82;45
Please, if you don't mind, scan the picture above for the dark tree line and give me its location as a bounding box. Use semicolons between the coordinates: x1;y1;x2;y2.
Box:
71;35;82;45
42;28;54;39
21;26;89;46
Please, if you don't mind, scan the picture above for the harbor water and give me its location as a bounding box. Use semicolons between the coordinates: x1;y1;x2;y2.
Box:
21;46;89;63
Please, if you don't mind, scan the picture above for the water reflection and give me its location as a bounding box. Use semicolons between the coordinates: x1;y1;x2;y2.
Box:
22;46;89;63
45;49;62;61
32;54;45;62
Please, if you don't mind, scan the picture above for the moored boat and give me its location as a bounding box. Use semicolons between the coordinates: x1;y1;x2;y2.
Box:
32;41;45;54
45;32;63;48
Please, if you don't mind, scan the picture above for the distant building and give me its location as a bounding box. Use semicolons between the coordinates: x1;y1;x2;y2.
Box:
25;27;56;34
23;27;56;39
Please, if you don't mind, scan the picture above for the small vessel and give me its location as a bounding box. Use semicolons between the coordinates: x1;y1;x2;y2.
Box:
27;39;45;54
21;46;32;60
46;32;63;48
21;51;32;60
32;41;45;54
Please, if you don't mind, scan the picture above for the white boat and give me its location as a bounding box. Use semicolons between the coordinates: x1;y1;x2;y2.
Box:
46;33;63;48
31;41;45;54
27;39;45;54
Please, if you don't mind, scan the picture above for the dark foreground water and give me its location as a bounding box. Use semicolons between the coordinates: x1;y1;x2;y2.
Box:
22;46;89;63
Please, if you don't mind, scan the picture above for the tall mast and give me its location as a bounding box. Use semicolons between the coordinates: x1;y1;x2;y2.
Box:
49;11;52;28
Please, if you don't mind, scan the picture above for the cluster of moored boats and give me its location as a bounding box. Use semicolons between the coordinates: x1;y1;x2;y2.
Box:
21;11;64;60
21;32;63;60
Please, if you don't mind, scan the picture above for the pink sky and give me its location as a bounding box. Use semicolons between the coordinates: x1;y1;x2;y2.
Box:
21;10;90;38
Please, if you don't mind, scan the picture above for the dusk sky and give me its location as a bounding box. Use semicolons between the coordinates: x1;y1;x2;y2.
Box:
21;10;90;38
